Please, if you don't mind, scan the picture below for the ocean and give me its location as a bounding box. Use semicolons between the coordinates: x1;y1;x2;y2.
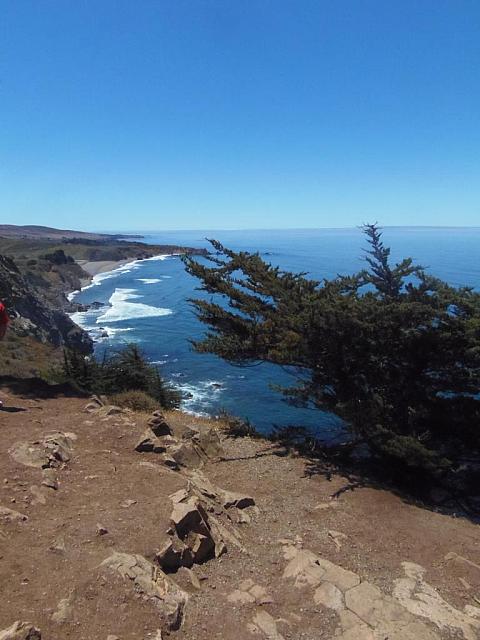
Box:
70;227;480;436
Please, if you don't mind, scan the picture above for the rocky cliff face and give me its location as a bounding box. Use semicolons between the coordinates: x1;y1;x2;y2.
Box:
0;254;92;354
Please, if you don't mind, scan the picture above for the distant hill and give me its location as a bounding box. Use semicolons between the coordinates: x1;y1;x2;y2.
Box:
0;224;140;241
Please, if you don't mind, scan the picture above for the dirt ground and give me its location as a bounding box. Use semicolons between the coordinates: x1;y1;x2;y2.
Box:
0;386;479;640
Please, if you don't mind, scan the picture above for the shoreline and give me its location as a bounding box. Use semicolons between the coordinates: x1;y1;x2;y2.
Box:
70;253;174;298
76;258;133;279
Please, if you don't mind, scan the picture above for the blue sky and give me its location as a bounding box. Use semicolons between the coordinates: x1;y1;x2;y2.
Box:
1;1;479;230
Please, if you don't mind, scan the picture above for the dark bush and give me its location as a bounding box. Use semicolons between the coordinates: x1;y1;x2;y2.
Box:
61;344;181;410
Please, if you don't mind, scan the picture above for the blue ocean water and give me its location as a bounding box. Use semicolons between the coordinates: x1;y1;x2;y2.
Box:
71;227;480;436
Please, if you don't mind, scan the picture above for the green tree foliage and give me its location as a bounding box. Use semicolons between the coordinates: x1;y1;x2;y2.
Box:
62;343;181;410
184;225;480;479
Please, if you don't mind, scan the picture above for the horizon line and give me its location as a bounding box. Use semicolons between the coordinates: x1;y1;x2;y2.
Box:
95;224;480;234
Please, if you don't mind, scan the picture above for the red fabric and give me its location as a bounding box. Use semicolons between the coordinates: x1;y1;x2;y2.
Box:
0;302;9;326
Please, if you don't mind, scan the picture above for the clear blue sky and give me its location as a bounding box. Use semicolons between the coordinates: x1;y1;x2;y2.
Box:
1;1;479;230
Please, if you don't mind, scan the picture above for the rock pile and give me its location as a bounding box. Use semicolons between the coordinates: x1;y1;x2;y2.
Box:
156;469;255;573
6;431;75;504
135;411;224;470
8;432;74;470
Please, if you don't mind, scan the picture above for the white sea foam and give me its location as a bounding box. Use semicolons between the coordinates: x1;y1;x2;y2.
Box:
76;254;172;294
175;379;225;416
137;278;161;284
97;288;173;323
100;326;134;338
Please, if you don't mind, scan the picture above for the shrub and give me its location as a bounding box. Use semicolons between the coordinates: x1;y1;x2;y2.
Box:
110;390;159;412
62;344;181;410
217;410;260;438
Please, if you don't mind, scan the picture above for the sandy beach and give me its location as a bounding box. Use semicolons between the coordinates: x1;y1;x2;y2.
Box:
76;259;131;277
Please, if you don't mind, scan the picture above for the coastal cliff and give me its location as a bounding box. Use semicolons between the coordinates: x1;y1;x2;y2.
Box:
0;225;206;377
0;253;92;354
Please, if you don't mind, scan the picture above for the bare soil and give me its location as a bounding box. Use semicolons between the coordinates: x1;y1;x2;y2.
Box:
0;387;478;640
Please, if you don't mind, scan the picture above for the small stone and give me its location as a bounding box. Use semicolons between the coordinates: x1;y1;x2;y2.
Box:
0;506;28;522
120;499;137;508
41;469;58;490
148;415;172;437
51;595;73;624
222;491;255;510
96;524;109;536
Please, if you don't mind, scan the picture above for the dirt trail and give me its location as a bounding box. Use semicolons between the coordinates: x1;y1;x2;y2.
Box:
0;388;479;639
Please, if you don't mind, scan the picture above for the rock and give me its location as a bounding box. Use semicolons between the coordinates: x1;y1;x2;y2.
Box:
29;486;47;506
229;580;271;606
176;567;201;591
345;581;412;628
314;582;344;611
328;529;347;550
156;538;193;572
43;432;74;464
41;469;58;490
135;432;169;454
106;636;120;640
187;470;220;500
314;501;340;510
170;498;210;539
98;405;124;417
0;506;28;522
250;584;270;602
51;594;73;624
83;402;100;413
221;490;255;510
250;611;285;640
393;561;479;640
444;552;480;575
148;415;172;437
282;547;360;591
168;442;203;469
193;426;224;459
169;488;189;504
9;432;74;469
96;523;109;536
163;456;180;470
465;605;480;619
100;552;188;630
237;510;251;524
120;499;137;508
49;536;66;554
0;622;41;639
135;432;156;453
187;532;215;563
182;426;201;440
8;442;49;469
316;557;360;592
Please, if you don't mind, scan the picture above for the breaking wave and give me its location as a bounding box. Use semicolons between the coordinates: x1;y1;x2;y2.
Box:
175;379;226;416
97;288;173;323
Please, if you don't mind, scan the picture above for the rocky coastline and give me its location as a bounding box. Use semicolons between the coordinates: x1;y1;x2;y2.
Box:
0;226;207;376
